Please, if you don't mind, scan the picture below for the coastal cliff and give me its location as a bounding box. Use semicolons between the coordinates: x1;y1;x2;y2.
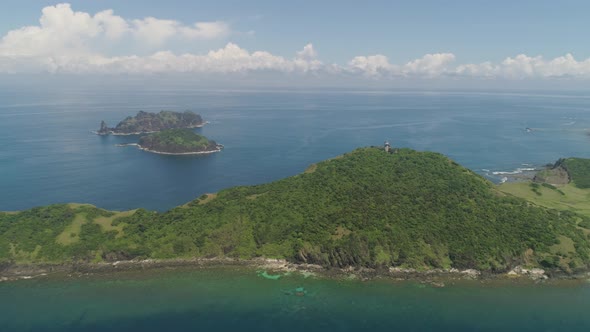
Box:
97;111;204;135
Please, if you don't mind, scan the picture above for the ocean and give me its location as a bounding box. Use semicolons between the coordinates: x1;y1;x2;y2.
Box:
2;88;590;331
1;88;590;212
2;268;590;331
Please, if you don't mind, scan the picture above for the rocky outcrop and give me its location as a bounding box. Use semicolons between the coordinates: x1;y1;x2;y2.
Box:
533;165;570;185
507;266;548;280
97;120;109;135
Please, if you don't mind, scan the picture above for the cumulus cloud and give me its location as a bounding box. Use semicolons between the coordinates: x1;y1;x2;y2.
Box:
348;55;397;77
453;54;590;79
346;53;455;78
1;42;322;74
402;53;455;76
0;3;231;57
132;18;229;46
296;43;317;60
2;3;590;81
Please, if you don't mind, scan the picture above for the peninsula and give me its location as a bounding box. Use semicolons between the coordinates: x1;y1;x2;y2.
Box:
137;129;223;155
2;147;590;279
97;110;205;135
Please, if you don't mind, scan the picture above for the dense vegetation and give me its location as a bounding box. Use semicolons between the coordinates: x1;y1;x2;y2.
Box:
560;158;590;189
2;148;589;272
98;111;203;135
138;129;220;154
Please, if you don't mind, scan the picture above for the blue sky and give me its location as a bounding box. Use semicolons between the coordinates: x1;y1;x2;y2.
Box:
1;1;590;88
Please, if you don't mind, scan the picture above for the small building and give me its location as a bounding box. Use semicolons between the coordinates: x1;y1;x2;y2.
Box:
384;141;391;153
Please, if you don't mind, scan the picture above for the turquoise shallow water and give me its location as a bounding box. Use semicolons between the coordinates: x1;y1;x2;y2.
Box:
1;268;590;331
1;88;590;211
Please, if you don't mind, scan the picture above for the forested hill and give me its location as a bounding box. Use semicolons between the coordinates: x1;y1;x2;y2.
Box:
138;129;221;154
97;110;204;135
2;148;590;272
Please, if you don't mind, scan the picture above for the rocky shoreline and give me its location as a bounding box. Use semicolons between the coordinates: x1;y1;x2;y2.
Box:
115;142;223;155
1;258;586;285
138;144;223;155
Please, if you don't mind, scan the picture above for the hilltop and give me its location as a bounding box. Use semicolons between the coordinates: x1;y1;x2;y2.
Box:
2;148;590;274
97;111;204;135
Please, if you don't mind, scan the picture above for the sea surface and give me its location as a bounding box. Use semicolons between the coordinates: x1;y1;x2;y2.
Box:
1;268;590;332
3;88;590;331
1;88;590;212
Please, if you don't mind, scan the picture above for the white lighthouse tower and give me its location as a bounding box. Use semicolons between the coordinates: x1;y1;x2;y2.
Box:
384;141;391;153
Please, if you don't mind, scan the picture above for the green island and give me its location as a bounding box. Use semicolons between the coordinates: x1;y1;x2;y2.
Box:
137;129;223;155
2;147;590;278
97;110;204;135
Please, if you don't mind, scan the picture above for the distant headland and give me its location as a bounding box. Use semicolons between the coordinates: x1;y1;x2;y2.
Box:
96;110;205;135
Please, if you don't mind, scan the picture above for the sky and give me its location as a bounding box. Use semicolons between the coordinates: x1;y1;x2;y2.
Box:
1;1;590;89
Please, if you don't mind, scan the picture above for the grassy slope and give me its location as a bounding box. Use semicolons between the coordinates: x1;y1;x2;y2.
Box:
498;158;590;269
2;148;589;272
499;182;590;218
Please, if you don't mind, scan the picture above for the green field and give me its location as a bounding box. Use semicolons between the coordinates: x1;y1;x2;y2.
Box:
56;213;87;245
499;181;590;218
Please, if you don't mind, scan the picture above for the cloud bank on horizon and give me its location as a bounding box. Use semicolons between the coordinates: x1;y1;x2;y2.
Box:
1;3;590;81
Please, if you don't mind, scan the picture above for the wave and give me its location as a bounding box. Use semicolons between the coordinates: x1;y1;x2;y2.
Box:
492;167;536;175
492;171;520;175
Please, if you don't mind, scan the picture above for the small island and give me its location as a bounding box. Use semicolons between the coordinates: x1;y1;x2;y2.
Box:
97;110;205;135
136;129;223;155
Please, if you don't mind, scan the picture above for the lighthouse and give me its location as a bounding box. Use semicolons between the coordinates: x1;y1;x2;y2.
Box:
384;141;391;153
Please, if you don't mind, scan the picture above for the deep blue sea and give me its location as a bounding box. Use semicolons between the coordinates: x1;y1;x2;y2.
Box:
1;88;590;211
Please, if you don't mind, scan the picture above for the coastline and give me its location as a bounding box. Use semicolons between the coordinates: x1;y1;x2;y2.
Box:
116;143;223;155
1;257;586;285
138;144;223;155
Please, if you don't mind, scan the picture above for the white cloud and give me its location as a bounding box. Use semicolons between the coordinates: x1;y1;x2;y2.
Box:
402;53;455;76
131;18;229;46
347;55;397;77
453;53;590;79
181;21;230;40
0;3;231;56
2;3;590;82
94;10;129;40
131;17;179;46
296;43;317;60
